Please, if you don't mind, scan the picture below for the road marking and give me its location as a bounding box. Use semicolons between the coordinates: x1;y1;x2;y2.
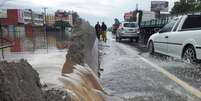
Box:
138;55;201;99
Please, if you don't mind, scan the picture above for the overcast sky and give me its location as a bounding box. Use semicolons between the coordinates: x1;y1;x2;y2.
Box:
1;0;178;26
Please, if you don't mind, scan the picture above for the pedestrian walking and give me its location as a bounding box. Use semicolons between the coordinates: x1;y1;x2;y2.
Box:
95;22;101;40
101;22;107;42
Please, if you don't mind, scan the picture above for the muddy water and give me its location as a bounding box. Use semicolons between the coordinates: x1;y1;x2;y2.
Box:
2;45;107;100
60;64;106;101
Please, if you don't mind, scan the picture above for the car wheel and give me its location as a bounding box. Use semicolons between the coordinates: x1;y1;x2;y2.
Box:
119;37;122;42
116;36;118;42
148;41;154;54
116;35;119;42
135;37;139;43
182;46;197;64
130;38;133;42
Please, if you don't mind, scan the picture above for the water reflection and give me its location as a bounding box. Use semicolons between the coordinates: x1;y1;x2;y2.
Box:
1;26;71;53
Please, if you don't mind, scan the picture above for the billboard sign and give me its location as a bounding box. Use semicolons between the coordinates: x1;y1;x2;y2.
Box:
0;9;7;18
151;1;169;12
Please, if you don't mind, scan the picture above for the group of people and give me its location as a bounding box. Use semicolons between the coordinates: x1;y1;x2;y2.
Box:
95;22;107;42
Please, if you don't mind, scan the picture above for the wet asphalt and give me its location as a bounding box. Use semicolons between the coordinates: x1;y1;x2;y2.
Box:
100;33;201;101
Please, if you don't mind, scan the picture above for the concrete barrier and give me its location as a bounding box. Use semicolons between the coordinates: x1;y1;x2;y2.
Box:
62;20;99;75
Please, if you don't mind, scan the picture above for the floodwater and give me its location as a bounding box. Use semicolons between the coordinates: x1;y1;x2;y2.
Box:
0;48;108;101
3;32;201;101
28;50;109;101
100;33;201;101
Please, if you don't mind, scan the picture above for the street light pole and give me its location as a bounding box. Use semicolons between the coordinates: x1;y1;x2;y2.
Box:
42;7;48;53
0;16;4;59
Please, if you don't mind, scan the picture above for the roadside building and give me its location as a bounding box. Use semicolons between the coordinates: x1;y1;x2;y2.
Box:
0;9;44;52
24;9;44;38
55;10;73;26
46;14;55;27
0;9;25;52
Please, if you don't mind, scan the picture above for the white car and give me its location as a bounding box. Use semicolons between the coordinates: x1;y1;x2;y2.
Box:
148;15;201;63
116;22;140;42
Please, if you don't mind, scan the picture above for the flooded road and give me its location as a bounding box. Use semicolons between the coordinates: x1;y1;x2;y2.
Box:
100;33;201;101
0;48;67;88
2;32;201;100
123;39;201;95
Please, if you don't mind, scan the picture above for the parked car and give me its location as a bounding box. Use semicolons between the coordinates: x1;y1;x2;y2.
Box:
116;22;140;42
147;15;201;64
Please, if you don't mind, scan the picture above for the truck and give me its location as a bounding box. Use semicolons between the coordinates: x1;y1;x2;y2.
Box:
112;18;120;34
124;10;156;24
123;10;158;43
139;16;171;44
148;15;201;64
136;11;155;23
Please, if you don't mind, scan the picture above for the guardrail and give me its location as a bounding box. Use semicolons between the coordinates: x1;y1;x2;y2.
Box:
0;38;13;59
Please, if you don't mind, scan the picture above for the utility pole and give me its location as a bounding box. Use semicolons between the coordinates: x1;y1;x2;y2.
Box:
0;10;3;59
136;3;139;11
30;9;36;52
42;7;48;53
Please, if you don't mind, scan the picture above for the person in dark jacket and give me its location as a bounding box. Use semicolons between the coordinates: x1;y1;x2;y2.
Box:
95;22;101;40
101;22;107;42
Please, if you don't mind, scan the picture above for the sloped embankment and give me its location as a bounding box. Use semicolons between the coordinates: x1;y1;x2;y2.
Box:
0;20;118;101
60;20;108;100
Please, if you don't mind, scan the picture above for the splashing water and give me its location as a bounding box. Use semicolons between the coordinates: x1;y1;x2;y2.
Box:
60;64;107;101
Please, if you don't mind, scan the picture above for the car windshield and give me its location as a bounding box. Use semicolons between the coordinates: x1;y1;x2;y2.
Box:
124;23;137;28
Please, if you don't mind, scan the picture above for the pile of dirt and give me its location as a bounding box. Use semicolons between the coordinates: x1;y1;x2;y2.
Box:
43;88;74;101
0;60;72;101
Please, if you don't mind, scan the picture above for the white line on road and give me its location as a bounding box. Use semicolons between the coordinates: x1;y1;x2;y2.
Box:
138;55;201;99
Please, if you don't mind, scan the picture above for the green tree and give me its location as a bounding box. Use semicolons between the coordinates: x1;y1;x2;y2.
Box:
54;20;72;30
54;20;72;40
196;0;201;11
171;0;200;15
